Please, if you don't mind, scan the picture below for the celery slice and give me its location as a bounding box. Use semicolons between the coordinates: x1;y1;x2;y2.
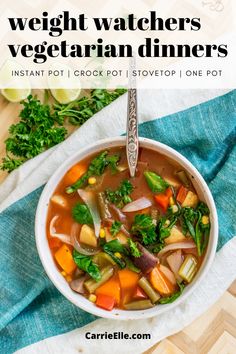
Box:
178;255;198;283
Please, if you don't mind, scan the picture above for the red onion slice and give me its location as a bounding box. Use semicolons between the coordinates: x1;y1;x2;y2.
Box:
71;223;99;256
77;189;101;238
122;197;152;212
158;240;196;257
110;204;127;222
49;215;72;245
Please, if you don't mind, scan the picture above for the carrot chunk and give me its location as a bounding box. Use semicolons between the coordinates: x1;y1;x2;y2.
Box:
54;244;77;274
149;265;176;296
96;294;116;311
64;164;87;185
154;193;169;212
118;269;140;305
118;269;139;290
165;187;173;198
176;185;189;204
95;275;121;305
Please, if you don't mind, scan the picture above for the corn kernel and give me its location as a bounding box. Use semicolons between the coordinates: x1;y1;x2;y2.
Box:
66;275;72;282
89;294;97;303
99;228;106;238
164;219;170;227
202;215;209;225
88;177;96;185
114;252;122;258
61;271;67;277
169;197;175;206
172;205;178;213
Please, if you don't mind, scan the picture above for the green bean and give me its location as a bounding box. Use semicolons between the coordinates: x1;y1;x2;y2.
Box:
97;192;111;220
124;299;154;310
138;277;160;303
84;266;114;293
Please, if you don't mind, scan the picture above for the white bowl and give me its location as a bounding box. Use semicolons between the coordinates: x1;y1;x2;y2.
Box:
35;137;218;320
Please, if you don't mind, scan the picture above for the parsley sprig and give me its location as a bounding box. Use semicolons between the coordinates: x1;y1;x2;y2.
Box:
0;89;126;173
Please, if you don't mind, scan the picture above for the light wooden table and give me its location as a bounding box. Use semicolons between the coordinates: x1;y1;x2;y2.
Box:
0;92;235;354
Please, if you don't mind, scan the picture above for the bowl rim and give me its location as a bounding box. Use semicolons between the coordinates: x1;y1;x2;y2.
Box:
35;136;218;320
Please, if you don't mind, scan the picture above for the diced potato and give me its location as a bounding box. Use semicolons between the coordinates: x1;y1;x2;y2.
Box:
80;224;97;247
164;176;181;189
116;231;128;245
181;191;199;208
51;194;68;208
164;226;187;244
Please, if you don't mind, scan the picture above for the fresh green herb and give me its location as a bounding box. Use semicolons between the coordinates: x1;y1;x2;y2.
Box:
72;203;93;225
106;154;120;174
103;239;128;254
158;215;177;241
110;221;122;236
196;202;210;215
159;282;185;304
73;250;101;281
144;171;169;193
1;89;126;173
0;95;67;172
66;151;108;193
131;214;157;245
106;179;134;208
147;243;165;253
53;88;127;126
0;156;25;172
103;239;128;268
128;238;142;257
66;151;121;194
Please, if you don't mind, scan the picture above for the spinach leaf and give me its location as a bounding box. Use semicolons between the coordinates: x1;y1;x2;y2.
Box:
159;282;185;304
73;250;101;281
181;207;196;238
158;215;177;241
72;203;93;225
195;211;210;256
106;179;133;208
103;239;128;254
131;214;157;245
110;221;122;236
144;171;169;193
128;238;142;257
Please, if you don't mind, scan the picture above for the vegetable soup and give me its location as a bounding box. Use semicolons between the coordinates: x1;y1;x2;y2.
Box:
47;147;210;311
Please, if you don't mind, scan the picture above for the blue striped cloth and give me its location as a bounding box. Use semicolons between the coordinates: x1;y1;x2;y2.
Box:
0;90;235;353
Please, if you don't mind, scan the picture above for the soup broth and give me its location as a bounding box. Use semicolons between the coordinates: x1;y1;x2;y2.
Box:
47;147;210;311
